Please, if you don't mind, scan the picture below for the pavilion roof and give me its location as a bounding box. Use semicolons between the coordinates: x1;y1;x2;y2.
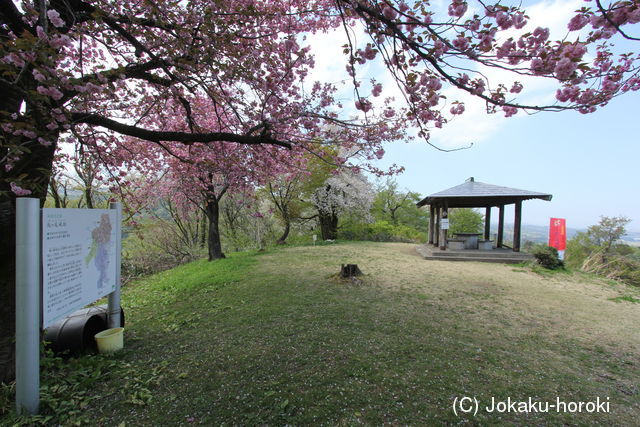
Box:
416;177;552;208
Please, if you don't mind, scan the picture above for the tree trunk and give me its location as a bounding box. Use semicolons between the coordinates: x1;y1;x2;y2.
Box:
0;145;56;383
319;212;338;240
49;177;62;208
340;264;362;278
0;199;17;384
84;185;94;209
199;209;207;249
205;198;225;260
276;218;290;245
390;206;399;225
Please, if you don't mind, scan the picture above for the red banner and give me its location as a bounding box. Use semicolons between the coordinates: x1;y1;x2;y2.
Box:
549;218;567;251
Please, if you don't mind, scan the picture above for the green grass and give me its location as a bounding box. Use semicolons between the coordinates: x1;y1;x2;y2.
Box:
2;243;639;425
608;295;640;304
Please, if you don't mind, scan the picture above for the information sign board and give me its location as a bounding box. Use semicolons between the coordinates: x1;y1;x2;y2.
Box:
42;209;117;327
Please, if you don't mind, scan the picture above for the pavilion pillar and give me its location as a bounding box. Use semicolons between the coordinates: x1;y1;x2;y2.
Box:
513;200;522;252
434;206;440;247
428;205;435;244
484;207;491;240
439;202;448;251
497;205;504;248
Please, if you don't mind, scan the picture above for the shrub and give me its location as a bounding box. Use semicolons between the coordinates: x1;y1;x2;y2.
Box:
532;245;564;270
122;220;206;282
338;220;425;243
581;252;640;287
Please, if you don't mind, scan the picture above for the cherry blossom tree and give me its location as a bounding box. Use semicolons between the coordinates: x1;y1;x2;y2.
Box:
106;96;303;260
312;170;375;239
1;0;640;382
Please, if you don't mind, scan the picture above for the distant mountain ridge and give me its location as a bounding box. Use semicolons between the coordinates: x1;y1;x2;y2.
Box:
490;223;640;245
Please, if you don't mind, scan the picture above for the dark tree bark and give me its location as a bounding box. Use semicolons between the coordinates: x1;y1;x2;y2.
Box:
268;181;299;245
0;199;17;384
319;212;338;240
48;175;69;209
199;209;208;249
276;219;290;245
340;264;362;278
83;185;94;209
205;197;225;261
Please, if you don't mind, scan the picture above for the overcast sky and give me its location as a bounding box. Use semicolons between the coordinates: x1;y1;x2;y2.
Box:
307;0;640;230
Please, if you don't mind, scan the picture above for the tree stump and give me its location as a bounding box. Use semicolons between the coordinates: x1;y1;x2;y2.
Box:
340;264;362;278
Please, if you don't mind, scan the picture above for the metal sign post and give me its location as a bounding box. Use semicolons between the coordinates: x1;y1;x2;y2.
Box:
15;198;41;415
108;202;122;328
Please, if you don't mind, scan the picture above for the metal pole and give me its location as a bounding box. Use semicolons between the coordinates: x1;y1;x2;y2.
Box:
108;202;122;328
15;198;40;415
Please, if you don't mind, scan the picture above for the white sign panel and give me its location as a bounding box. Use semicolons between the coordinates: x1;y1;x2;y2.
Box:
42;209;117;327
441;218;450;230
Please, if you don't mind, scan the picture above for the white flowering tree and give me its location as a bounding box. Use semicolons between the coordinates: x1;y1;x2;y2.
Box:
312;171;375;240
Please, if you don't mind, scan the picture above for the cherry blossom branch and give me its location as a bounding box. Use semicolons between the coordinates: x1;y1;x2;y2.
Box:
595;0;640;41
342;0;572;112
70;112;293;148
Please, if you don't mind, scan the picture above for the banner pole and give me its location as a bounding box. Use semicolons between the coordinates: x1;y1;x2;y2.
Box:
108;202;122;328
15;197;41;415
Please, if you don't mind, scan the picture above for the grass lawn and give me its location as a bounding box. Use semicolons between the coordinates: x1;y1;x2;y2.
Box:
3;242;639;425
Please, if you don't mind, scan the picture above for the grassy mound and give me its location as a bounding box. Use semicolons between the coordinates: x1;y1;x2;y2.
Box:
3;243;639;425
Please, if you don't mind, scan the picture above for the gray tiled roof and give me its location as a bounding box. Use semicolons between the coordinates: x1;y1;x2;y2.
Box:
417;178;552;207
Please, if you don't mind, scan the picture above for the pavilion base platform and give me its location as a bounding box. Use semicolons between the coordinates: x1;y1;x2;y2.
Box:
416;245;533;264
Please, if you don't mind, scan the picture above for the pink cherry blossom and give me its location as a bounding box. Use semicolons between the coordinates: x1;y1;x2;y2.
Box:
355;99;372;112
452;36;469;51
450;104;465;115
503;106;518;117
37;85;64;101
495;12;513;30
448;0;467;18
10;182;31;196
47;10;65;28
382;6;398;20
568;14;589;31
32;69;46;82
510;82;523;94
554;57;578;80
363;44;377;60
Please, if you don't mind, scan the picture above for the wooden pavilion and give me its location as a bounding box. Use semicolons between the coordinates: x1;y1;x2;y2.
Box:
417;177;552;253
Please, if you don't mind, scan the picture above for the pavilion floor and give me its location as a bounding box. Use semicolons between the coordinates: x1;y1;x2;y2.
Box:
416;244;533;264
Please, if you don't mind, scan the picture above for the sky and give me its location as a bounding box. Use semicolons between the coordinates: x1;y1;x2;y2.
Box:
306;0;640;231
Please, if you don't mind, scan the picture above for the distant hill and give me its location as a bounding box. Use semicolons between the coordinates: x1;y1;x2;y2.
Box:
492;223;640;245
